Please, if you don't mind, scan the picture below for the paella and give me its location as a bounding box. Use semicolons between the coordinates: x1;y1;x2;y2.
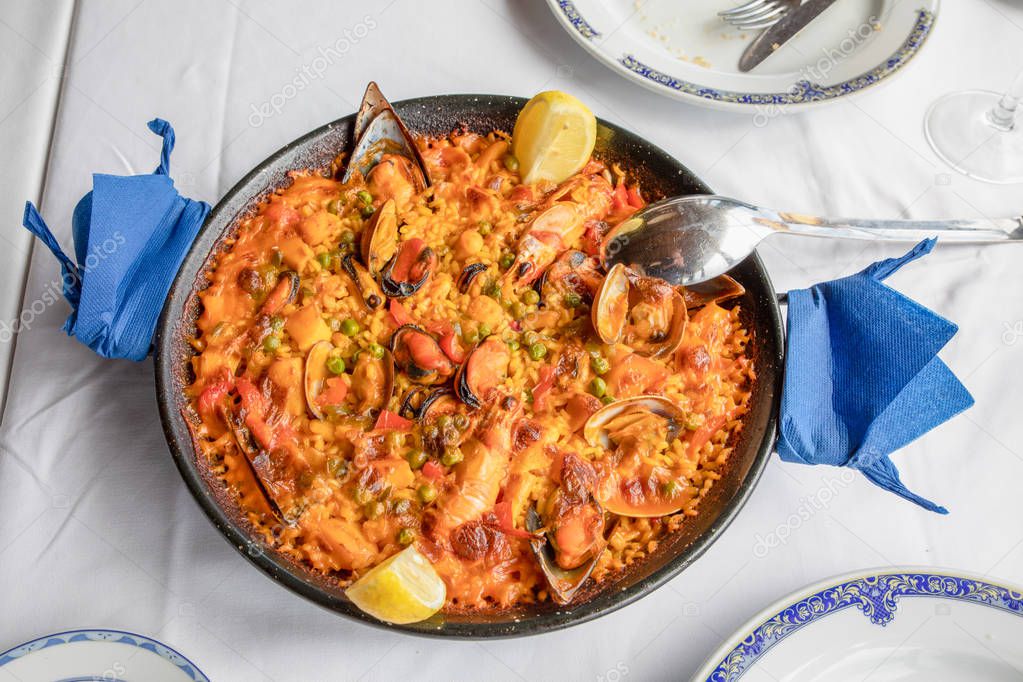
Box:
185;85;754;623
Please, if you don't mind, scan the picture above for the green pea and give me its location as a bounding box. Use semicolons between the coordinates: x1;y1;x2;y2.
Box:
363;500;385;520
368;342;386;359
499;252;515;270
360;205;376;219
340;229;356;245
406;449;428;470
477;323;491;338
506;339;521;351
564;292;582;308
397;528;416;546
325;356;346;375
316;252;333;269
453;413;470;431
263;335;281;353
441;447;464;467
462;327;480;345
503;154;520;173
483;281;501;299
601;394;615;405
341;319;360;336
589;377;607;398
528;342;547;361
327;457;349;479
417;484;437;504
477;220;492;235
661;480;682;497
356;190;373;205
270;316;285;333
591;356;610;375
270;249;284;267
522;289;540;306
436;414;452;431
326;198;345;215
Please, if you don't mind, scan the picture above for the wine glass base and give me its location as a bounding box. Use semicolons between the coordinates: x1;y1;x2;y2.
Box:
924;90;1023;184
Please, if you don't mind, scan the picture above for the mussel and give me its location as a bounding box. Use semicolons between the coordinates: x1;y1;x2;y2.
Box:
454;336;510;410
592;263;687;358
390;325;457;385
220;405;292;523
360;198;399;276
399;386;475;453
340;254;385;311
260;270;301;316
682;274;745;309
349;347;395;414
583;395;693;517
380;238;436;298
526;454;607;605
342;82;430;192
457;262;488;294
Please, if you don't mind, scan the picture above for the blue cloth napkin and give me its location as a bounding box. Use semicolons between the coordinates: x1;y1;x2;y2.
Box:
23;119;210;361
778;239;974;514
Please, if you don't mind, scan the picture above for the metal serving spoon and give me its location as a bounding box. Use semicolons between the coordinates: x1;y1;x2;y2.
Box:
603;195;1023;285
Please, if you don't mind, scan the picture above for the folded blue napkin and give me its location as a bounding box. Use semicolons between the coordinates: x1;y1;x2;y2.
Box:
778;239;974;514
22;119;210;361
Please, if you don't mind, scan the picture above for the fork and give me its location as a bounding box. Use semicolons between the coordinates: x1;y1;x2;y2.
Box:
718;0;800;30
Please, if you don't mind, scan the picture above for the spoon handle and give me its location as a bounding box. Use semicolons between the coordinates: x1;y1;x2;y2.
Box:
770;212;1023;242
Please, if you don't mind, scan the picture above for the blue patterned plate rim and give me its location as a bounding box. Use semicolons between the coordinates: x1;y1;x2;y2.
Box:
545;0;940;111
691;567;1023;681
0;628;210;682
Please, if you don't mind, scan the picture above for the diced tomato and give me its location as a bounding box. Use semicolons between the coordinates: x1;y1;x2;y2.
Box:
388;299;413;328
316;377;349;407
626;186;646;209
198;372;234;417
531;365;557;413
374;409;413;432
263;202;300;231
611;182;629;212
422;460;444;481
492;500;533;539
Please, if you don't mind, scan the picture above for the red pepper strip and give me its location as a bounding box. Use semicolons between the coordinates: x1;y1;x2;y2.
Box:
439;331;466;363
374;409;414;432
198;372;234;417
493;501;534;539
316;377;349;407
626;187;646;209
388;299;413;327
531;365;557;413
611;182;629;212
686;414;729;460
422;460;444;481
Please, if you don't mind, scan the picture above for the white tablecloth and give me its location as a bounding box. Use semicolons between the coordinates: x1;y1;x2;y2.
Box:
2;2;1023;680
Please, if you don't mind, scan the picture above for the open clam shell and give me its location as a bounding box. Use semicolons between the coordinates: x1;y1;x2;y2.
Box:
592;263;687;358
360;198;399;277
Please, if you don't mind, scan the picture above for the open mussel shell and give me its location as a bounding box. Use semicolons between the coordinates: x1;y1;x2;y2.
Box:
341;254;385;311
220;405;291;524
342;82;430;188
360;198;399;277
454;336;510;410
390;325;457;385
399;386;474;453
526;507;600;606
682;274;745;309
350;348;395;414
457;262;488;294
592;263;687;358
380;238;436;299
303;341;333;420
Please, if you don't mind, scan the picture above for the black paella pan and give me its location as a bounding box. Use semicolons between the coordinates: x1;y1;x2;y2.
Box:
154;93;784;638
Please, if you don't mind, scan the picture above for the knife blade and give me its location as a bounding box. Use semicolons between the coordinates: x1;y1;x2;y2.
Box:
738;0;840;72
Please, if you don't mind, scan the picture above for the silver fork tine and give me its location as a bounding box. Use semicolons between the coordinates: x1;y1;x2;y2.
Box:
726;2;783;21
718;0;771;18
730;13;785;29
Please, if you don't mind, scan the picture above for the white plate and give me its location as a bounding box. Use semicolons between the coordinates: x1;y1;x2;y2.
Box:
692;568;1023;681
547;0;939;112
0;629;209;682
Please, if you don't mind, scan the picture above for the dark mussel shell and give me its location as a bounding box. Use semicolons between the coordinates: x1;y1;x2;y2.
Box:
260;270;301;316
399;386;473;453
390;325;457;385
380;238;436;299
340;254;385;311
454;336;511;410
457;262;488;294
342;82;430;188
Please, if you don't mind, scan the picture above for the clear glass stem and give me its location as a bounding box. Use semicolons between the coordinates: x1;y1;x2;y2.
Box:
987;70;1023;132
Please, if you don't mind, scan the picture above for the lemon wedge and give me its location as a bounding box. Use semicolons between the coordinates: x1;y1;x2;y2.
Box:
345;546;446;624
512;90;597;185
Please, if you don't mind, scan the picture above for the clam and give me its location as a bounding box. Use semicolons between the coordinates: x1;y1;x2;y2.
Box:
360;198;399;276
592;263;687;358
682;274;745;310
340;254;385;311
342;82;430;190
349;348;395;414
390;325;457;385
454;336;510;410
583;395;693;518
380;238;436;298
303;341;332;420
